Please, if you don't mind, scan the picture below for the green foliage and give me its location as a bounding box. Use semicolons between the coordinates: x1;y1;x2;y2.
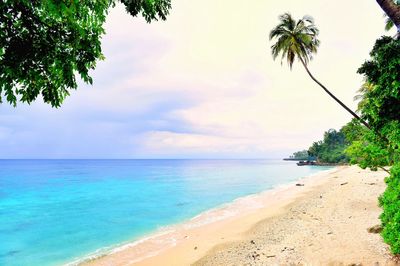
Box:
385;16;395;31
357;36;400;130
121;0;171;22
0;0;171;107
379;163;400;254
269;13;320;69
307;127;351;164
341;119;368;143
344;120;390;171
291;120;367;165
289;150;309;160
354;36;400;254
346;138;390;171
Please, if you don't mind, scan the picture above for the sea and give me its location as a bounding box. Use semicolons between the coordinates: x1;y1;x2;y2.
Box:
0;159;332;266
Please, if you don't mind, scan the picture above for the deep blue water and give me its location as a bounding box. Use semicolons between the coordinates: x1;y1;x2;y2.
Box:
0;159;331;266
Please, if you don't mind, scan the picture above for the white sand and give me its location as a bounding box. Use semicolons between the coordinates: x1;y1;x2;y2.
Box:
84;166;395;266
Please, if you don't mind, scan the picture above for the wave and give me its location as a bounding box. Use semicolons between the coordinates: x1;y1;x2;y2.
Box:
65;167;338;265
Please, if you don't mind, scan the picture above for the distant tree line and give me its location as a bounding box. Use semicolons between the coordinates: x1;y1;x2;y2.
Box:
289;120;367;164
288;150;309;160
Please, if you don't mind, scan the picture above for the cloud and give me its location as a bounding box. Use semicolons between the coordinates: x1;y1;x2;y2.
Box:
0;0;388;158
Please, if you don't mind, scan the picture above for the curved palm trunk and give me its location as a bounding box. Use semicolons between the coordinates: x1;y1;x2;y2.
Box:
376;0;400;32
298;57;371;129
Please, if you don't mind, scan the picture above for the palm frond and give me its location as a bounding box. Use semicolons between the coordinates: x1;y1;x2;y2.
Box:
385;17;395;31
269;13;320;70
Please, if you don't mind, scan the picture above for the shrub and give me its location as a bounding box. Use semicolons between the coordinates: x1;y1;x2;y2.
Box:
379;163;400;254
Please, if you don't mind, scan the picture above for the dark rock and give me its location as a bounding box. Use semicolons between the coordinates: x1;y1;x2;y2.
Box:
250;240;256;245
194;246;198;250
296;183;305;187
367;225;382;234
340;182;348;186
281;246;294;252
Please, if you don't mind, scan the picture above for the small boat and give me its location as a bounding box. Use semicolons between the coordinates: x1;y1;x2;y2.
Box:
297;160;316;166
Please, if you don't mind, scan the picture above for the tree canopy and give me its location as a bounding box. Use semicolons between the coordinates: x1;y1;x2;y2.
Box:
307;126;354;164
357;36;400;131
288;120;367;164
289;150;309;160
0;0;171;107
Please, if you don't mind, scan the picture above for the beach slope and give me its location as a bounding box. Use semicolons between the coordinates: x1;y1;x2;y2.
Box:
84;166;393;266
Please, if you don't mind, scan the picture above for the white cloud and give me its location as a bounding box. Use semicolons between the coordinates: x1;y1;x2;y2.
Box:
0;0;390;158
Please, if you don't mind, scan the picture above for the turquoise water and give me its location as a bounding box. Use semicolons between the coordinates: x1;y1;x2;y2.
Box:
0;159;331;266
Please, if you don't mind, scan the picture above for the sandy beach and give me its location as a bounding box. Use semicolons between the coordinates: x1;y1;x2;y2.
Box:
83;166;395;266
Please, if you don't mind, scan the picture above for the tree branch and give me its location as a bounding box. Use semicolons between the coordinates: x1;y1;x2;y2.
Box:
379;166;391;174
376;0;400;31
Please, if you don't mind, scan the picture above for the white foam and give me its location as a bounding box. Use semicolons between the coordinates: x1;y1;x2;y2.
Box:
66;166;338;265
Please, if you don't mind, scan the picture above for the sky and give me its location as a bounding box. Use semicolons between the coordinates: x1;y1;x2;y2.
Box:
0;0;394;159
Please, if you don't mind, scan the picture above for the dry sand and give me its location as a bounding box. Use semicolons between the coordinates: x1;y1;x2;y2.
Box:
83;166;396;266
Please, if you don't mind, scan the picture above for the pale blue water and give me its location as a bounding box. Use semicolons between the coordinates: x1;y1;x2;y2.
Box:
0;159;332;266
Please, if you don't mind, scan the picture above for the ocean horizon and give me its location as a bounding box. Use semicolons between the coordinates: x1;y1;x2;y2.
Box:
0;159;332;266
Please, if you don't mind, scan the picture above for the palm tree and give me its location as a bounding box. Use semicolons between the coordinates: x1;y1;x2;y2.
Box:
354;81;375;112
269;13;370;129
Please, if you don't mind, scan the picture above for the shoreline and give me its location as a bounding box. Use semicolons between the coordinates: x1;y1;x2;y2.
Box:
81;166;393;265
196;166;392;265
79;167;340;266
